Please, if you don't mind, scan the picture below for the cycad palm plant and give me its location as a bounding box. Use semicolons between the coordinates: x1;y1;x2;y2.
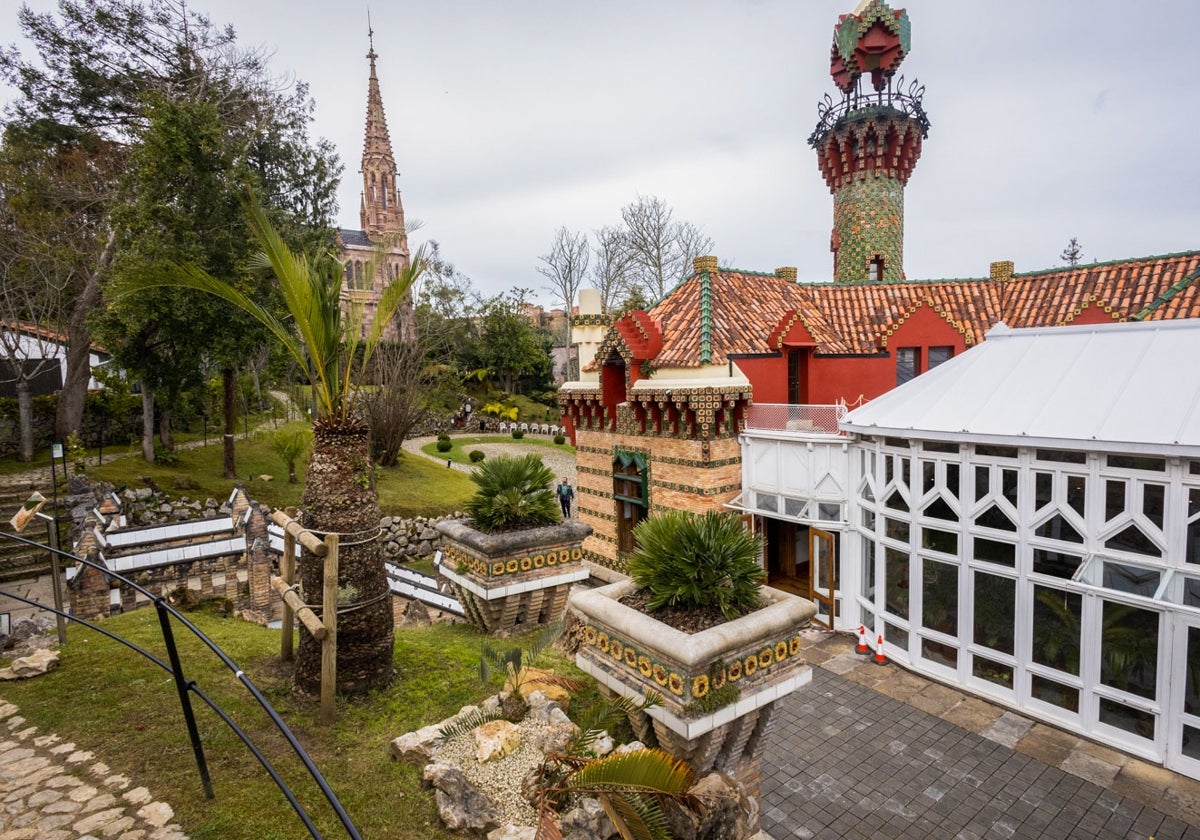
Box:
120;197;425;695
626;510;765;620
465;453;560;533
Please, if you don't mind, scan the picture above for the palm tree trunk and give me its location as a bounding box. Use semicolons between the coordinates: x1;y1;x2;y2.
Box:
296;420;393;696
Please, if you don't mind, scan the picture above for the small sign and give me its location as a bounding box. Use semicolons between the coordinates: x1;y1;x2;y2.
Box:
51;444;64;459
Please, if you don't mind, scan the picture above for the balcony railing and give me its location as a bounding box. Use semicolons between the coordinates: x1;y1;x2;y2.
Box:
743;404;847;436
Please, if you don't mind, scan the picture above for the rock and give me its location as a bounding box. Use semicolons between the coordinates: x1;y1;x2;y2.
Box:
508;668;571;710
424;763;501;834
530;721;579;756
399;599;431;627
561;796;616;840
258;474;273;482
591;731;614;757
480;695;502;715
0;648;60;680
384;541;402;557
664;771;756;840
473;720;521;763
389;724;445;766
611;740;647;756
488;826;537;840
526;696;572;727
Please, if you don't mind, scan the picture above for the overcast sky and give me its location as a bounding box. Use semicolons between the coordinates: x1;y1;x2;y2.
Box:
4;1;1198;305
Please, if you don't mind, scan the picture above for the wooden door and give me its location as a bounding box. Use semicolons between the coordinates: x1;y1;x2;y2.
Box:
809;528;837;629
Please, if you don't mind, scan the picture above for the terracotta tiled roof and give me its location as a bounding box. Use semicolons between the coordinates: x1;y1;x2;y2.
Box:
641;251;1200;367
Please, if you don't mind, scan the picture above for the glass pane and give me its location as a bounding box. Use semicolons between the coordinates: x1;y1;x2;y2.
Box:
1186;627;1199;717
922;462;935;494
1190;489;1200;565
1186;578;1200;609
1100;601;1158;700
860;536;876;599
784;497;806;517
885;547;910;620
1143;484;1165;529
1033;549;1081;579
946;464;960;500
1183;725;1200;762
1102;562;1160;597
921;639;957;669
1037;449;1087;464
1105;524;1162;558
928;346;953;368
1031;675;1079;712
976;445;1018;459
885;518;910;542
885;490;908;512
861;508;876;529
885;621;908;648
975;465;989;501
1067;475;1086;518
1099;698;1155;740
1035;473;1053;510
974;572;1015;654
1108;455;1166;472
1032;586;1082;675
923;440;958;454
976;504;1016;532
814;536;832;590
923;496;957;522
922;559;958;635
1002;469;1018;506
757;493;778;513
974;538;1016;567
818;503;841;521
1035;513;1083;543
1106;480;1126;522
922;526;958;555
973;656;1014;689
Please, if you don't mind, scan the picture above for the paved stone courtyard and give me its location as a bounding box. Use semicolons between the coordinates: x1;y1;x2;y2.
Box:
763;635;1200;839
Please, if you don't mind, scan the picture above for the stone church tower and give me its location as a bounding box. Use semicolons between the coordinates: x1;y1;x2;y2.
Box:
336;37;413;340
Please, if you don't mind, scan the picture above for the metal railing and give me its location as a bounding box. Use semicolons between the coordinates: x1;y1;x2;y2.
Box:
0;530;361;840
808;74;930;147
743;404;847;436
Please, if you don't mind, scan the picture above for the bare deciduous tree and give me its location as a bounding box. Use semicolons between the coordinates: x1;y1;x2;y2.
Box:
620;194;713;303
590;225;637;315
537;226;590;346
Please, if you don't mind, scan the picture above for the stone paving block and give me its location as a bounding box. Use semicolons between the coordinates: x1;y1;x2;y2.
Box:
1061;747;1122;788
1109;758;1175;802
940;696;1003;734
907;683;965;717
980;711;1033;748
1015;722;1079;767
871;669;928;702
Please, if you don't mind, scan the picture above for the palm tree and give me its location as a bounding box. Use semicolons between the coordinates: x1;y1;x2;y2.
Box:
125;197;426;696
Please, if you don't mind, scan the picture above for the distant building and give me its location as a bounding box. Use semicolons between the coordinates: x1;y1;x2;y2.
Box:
335;39;413;341
0;323;111;398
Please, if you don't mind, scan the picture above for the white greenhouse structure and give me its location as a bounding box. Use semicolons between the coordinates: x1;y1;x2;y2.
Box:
735;319;1200;781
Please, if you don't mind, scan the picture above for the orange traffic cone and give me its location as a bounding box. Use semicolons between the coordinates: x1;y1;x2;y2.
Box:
873;634;888;666
855;625;870;655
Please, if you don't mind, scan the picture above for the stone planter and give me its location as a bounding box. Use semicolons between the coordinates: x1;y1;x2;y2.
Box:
436;518;592;635
569;580;816;835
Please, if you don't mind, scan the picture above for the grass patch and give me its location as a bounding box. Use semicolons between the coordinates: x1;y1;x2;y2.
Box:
420;435;575;466
405;556;439;578
1;611;600;839
85;423;475;519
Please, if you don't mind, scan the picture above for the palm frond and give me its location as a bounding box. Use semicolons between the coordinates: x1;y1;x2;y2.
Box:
526;620;565;666
564;749;695;796
598;791;672;840
437;707;501;740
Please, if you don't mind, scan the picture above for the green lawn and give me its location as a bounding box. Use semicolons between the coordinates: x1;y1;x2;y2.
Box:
422;434;574;466
0;611;599;839
84;423;475;519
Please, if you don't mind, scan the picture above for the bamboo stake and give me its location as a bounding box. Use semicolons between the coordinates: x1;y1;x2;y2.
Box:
280;506;297;661
321;533;339;726
270;577;327;641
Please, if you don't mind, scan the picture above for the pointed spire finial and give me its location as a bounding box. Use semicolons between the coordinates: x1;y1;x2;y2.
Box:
367;8;376;64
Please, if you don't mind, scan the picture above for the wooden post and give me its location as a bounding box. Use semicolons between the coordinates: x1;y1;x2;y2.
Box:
280;506;297;661
321;533;339;726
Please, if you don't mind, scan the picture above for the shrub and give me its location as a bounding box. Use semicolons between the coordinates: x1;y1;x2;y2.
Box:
465;453;559;532
153;445;179;467
435;439;453;453
469;449;486;463
627;510;764;619
437;432;451;442
553;434;566;445
511;429;525;439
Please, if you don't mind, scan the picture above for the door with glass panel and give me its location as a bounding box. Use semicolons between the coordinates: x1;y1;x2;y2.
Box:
810;528;837;629
1167;615;1200;779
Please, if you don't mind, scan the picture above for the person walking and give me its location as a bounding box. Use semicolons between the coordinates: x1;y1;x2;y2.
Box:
557;478;574;518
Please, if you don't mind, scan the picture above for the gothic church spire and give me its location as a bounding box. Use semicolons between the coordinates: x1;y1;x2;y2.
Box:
360;34;407;244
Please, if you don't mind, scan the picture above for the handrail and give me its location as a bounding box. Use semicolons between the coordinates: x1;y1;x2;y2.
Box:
808;74;930;147
0;529;361;840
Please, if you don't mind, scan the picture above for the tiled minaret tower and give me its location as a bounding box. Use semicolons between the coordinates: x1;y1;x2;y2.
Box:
809;0;930;284
360;37;407;246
